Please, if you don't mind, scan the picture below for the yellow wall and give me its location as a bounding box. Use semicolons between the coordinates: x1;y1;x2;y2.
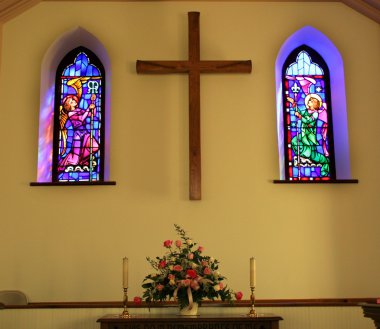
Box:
0;1;379;303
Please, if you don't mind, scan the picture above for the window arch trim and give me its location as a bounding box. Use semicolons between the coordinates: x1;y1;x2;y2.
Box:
33;27;113;185
275;25;354;181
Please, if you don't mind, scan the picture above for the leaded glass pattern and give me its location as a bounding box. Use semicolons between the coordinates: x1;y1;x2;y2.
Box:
282;46;335;180
53;47;105;182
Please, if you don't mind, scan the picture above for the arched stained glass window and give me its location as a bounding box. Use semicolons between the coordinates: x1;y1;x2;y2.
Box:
52;47;105;182
282;45;336;181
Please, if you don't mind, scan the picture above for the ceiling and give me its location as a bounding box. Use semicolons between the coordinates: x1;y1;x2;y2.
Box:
0;0;379;25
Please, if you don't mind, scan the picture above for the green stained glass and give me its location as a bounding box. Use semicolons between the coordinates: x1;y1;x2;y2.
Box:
282;45;336;180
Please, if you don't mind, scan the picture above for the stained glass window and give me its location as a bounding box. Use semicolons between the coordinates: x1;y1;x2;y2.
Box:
282;45;336;181
52;47;105;182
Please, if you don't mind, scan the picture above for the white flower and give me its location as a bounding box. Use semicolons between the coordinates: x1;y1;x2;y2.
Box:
186;239;193;245
213;271;220;278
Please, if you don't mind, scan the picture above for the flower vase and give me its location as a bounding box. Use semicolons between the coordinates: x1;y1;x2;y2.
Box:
179;302;199;316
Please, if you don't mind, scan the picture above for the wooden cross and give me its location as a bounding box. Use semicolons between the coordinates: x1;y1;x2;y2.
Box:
136;12;252;200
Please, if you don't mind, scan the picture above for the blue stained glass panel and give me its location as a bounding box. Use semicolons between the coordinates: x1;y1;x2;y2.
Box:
54;47;105;182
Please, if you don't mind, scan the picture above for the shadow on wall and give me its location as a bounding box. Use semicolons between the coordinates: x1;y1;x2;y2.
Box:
0;290;28;306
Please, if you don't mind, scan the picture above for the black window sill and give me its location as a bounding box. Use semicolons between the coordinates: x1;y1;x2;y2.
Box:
273;179;358;184
30;181;116;186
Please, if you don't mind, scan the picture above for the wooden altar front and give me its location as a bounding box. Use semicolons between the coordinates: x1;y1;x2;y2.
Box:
97;313;283;329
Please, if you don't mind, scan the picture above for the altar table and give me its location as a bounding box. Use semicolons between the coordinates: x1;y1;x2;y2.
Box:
97;313;283;329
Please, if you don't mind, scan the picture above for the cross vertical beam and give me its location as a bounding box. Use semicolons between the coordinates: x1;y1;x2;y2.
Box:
188;12;201;201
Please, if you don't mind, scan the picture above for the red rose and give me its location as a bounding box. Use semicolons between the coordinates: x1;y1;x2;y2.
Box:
163;240;173;248
158;260;167;268
198;246;204;253
186;269;197;279
173;265;183;271
235;291;243;300
133;296;142;305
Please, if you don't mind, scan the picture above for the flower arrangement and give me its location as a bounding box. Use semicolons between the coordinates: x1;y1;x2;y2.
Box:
140;224;242;310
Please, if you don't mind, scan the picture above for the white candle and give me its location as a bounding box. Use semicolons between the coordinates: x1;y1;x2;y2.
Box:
123;257;128;288
250;257;256;287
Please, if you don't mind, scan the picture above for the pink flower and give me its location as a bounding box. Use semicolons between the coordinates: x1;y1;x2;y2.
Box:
188;253;194;260
163;240;173;248
186;269;197;279
201;260;208;266
133;296;142;305
175;240;182;248
168;274;175;280
235;291;243;300
190;280;200;290
158;260;167;268
219;282;224;289
203;267;211;275
173;265;183;272
156;284;164;291
182;279;191;286
198;246;204;253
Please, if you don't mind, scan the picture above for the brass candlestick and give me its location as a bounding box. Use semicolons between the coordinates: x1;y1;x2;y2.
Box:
247;286;257;317
120;287;131;318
